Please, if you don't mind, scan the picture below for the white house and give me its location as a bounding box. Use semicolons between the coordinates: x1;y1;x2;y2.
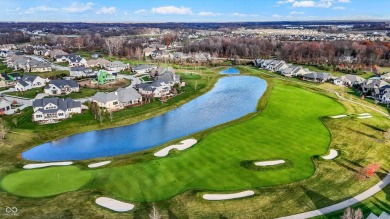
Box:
132;65;158;74
44;79;80;95
380;73;390;82
14;75;49;91
105;61;129;71
92;87;142;111
0;97;12;115
32;97;82;123
334;74;365;86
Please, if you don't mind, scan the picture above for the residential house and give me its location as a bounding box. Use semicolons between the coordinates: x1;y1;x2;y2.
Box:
85;58;110;68
49;49;68;59
380;73;390;82
334;74;365;86
193;52;211;63
70;66;93;77
91;53;99;59
15;75;49;91
67;53;87;66
94;70;116;85
151;50;170;60
44;79;80;95
339;56;357;64
55;54;69;63
0;97;12;115
361;79;389;95
302;72;331;83
170;52;190;62
92;92;119;111
132;64;158;74
281;66;309;77
32;97;81;123
105;61;129;71
138;69;180;97
143;47;155;57
264;60;289;72
28;61;52;72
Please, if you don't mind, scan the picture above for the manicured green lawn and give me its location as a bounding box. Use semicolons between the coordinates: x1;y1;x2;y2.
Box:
0;166;91;197
0;82;345;202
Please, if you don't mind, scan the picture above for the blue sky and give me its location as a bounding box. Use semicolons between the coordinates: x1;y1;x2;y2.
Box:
0;0;388;22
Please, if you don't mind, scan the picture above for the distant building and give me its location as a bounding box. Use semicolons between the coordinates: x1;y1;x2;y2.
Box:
44;79;80;95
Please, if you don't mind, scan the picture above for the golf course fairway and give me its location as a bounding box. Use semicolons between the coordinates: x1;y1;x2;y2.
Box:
1;82;345;202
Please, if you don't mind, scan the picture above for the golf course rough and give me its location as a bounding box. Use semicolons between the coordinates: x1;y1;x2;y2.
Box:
0;83;345;202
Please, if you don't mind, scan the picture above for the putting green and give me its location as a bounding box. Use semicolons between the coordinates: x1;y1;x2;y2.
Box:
1;83;344;202
1;166;92;197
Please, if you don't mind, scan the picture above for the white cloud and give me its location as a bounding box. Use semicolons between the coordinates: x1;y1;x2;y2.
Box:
272;14;283;18
333;6;346;10
292;0;332;8
232;13;248;17
290;11;305;14
96;6;116;14
198;11;221;17
63;2;94;13
134;9;147;14
25;6;59;14
338;0;351;3
151;6;192;15
277;0;296;4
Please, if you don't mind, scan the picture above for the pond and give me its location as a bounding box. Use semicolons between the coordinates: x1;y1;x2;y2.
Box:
22;76;267;162
220;67;240;74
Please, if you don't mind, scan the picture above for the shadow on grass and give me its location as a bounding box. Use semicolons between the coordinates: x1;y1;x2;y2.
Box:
347;128;384;143
301;186;334;209
362;123;386;132
342;158;363;169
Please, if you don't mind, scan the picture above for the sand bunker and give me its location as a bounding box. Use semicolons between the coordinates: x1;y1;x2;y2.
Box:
357;115;373;119
154;139;197;157
88;161;111;168
23;162;73;169
330;115;347;119
255;160;285;166
95;197;134;212
203;190;255;201
322;149;338;160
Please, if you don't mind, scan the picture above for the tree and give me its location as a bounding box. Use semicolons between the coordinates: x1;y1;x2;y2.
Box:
341;207;363;219
0;119;9;139
12;118;17;128
148;204;161;219
108;111;113;122
91;102;99;120
364;163;380;178
98;108;103;124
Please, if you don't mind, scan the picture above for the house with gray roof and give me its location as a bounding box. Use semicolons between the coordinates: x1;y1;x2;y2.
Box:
70;66;93;77
132;64;157;74
92;87;142;111
14;74;49;91
138;69;180;97
334;74;365;86
105;61;129;71
44;79;80;95
281;66;309;77
28;61;52;72
0;97;12;115
302;72;331;83
361;79;389;95
32;97;81;123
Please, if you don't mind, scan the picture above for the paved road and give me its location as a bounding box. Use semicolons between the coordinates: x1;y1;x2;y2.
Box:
117;74;141;88
277;173;390;219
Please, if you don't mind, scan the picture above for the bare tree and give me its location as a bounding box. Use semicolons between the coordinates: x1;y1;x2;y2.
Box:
105;37;126;60
108;111;113;122
341;207;363;219
148;204;161;219
91;102;99;120
98;108;103;124
12;118;17;128
0;119;9;139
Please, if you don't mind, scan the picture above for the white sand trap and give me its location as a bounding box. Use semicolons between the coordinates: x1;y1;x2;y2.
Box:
255;160;285;166
330;115;347;119
203;190;255;201
322;149;338;160
358;113;371;116
357;115;373;119
88;161;111;168
23;162;73;169
154;139;197;157
95;197;134;212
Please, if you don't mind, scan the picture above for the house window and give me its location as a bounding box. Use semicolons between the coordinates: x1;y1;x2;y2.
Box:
36;115;42;118
58;113;64;116
113;101;119;105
